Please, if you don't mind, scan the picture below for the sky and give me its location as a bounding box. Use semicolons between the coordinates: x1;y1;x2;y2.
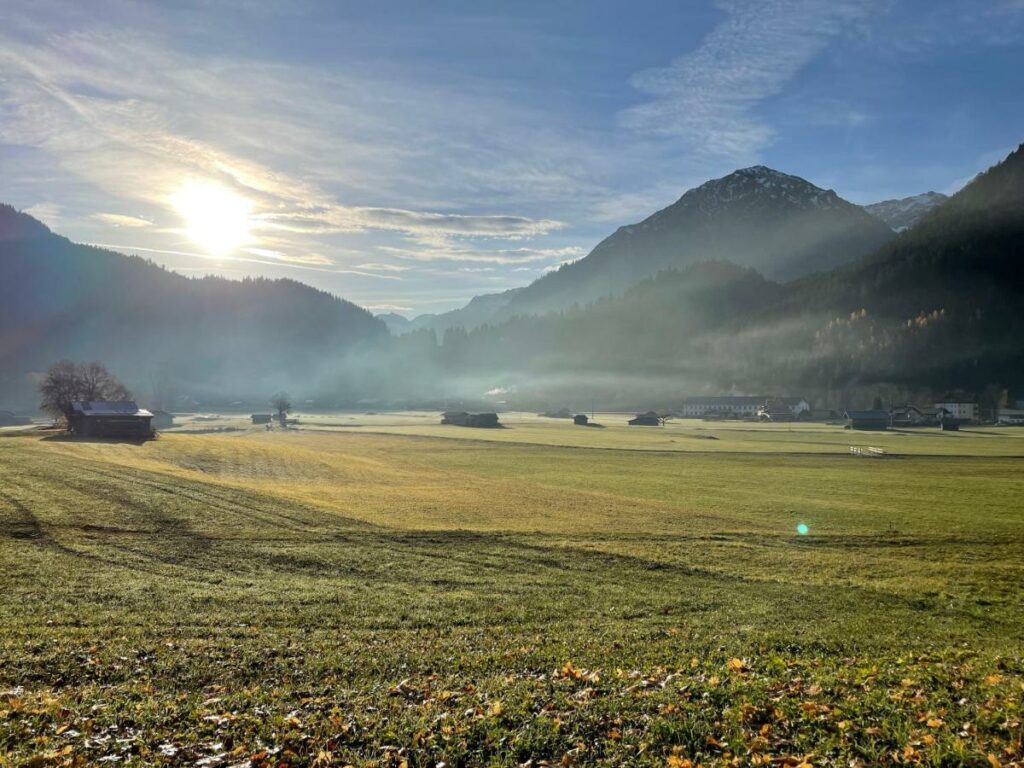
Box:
2;0;1022;316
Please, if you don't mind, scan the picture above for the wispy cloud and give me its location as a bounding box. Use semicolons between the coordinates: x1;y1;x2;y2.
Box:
354;263;413;273
93;213;152;228
0;23;565;260
243;247;333;266
620;0;877;160
379;244;586;265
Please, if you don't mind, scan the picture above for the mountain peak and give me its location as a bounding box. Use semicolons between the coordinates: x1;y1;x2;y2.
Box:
673;164;843;217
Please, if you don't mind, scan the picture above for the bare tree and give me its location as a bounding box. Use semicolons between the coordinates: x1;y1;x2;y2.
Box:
270;392;292;425
38;360;131;424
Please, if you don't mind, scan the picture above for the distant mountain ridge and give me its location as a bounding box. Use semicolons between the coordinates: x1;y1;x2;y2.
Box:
863;191;948;231
439;144;1024;402
441;166;895;325
0;204;386;407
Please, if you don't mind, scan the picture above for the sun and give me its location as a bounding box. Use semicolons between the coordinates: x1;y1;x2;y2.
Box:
171;181;252;257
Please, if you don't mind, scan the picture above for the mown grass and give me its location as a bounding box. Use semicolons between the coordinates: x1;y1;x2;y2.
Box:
0;425;1021;767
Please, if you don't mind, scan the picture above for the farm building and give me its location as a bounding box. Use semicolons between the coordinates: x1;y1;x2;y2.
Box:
890;405;929;426
573;413;589;426
997;408;1024;425
68;401;153;438
844;410;889;431
629;411;661;426
681;396;763;418
441;411;500;428
251;413;272;424
934;401;977;422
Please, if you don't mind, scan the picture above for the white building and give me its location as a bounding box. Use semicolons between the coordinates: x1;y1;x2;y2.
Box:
997;408;1024;425
934;402;977;421
681;396;763;418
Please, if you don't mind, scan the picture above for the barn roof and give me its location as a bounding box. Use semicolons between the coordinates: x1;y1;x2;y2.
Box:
844;410;889;420
70;401;153;417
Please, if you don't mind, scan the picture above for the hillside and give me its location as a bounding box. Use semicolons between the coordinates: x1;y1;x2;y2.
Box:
439;145;1024;403
0;205;387;408
489;166;894;321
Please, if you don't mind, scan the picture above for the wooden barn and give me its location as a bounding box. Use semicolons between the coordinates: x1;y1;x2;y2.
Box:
68;401;153;438
573;413;589;426
251;413;272;424
629;411;661;426
844;410;889;431
441;411;500;428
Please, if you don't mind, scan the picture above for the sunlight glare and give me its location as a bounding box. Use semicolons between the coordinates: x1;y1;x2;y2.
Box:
171;181;252;257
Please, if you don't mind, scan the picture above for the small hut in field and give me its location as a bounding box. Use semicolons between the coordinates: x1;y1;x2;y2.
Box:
629;411;661;426
441;411;500;428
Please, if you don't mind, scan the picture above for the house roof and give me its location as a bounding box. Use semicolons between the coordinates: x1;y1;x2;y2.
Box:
70;401;153;417
844;410;889;420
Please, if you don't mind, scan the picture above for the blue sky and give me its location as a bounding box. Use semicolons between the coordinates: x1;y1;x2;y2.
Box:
2;0;1022;315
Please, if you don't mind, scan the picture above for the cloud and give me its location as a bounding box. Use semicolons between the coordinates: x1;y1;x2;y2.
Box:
93;212;152;228
243;247;333;266
23;202;61;226
363;303;413;312
620;0;877;160
0;25;564;257
354;263;413;272
378;244;586;264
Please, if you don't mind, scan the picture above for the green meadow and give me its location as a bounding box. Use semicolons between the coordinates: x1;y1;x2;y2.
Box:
1;419;1022;766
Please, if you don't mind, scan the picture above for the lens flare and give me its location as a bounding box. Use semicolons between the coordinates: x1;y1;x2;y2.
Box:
797;523;809;536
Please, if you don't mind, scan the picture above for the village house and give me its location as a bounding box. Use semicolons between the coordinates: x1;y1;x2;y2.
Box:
68;401;153;438
934;401;977;422
890;404;932;427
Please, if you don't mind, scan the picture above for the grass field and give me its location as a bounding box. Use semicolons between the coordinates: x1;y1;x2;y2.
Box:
1;419;1022;766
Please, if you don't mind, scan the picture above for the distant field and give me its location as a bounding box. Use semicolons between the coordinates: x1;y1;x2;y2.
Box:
172;409;1024;457
1;421;1022;766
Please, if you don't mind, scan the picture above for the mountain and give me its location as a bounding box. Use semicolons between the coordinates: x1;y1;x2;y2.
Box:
482;166;895;321
0;205;387;408
418;287;524;335
440;144;1024;404
863;191;948;231
378;312;416;334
